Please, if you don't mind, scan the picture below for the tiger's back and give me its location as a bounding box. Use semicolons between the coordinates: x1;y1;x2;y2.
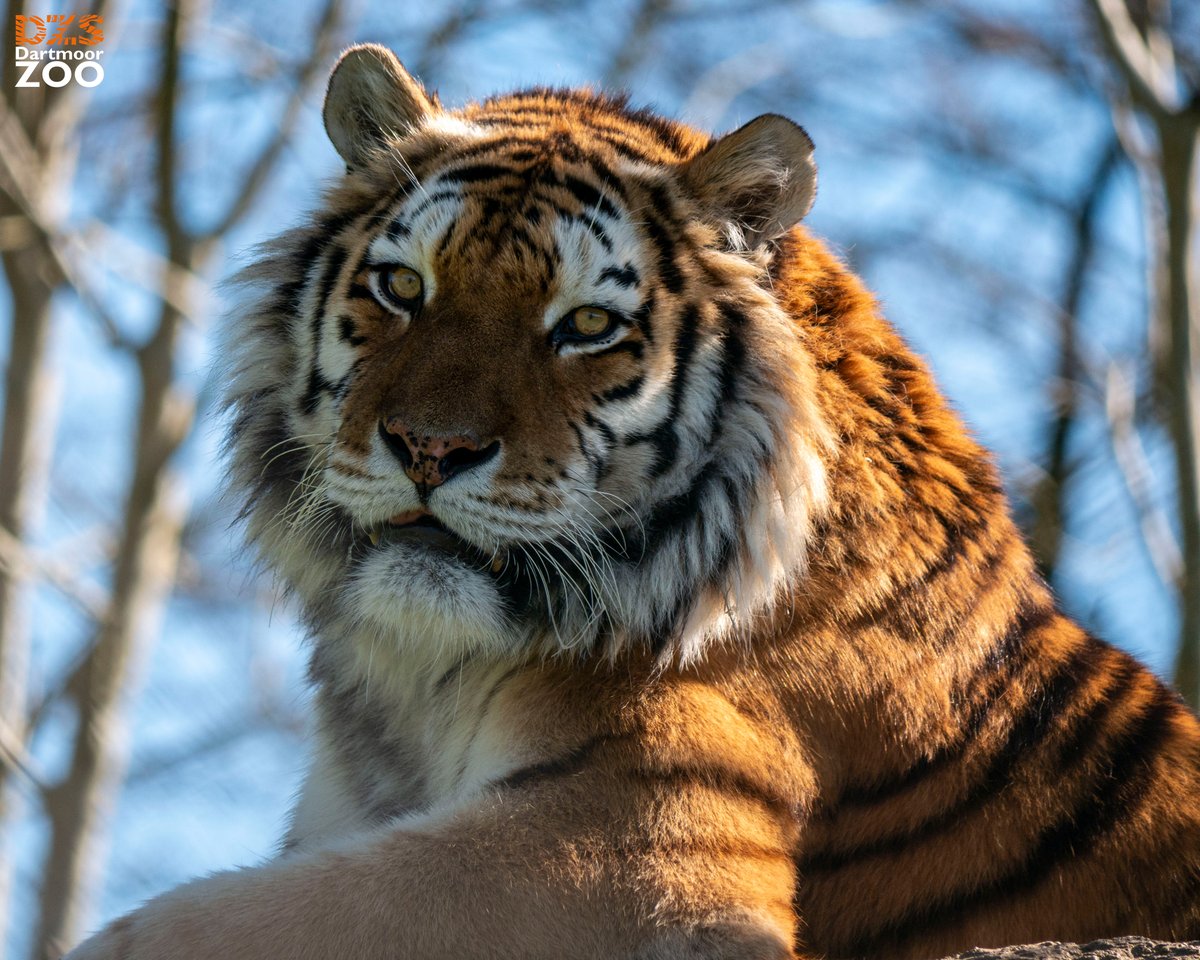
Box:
764;235;1200;954
70;43;1200;960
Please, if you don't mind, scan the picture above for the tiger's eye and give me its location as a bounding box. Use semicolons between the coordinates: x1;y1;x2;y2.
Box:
572;306;612;338
387;267;423;302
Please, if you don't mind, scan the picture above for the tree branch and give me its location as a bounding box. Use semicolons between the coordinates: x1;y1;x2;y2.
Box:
205;0;344;240
1029;136;1123;583
1087;0;1183;114
1104;361;1184;589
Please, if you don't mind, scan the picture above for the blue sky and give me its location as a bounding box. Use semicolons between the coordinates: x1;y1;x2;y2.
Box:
1;1;1178;954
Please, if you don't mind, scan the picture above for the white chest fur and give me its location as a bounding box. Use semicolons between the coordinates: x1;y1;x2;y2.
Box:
285;643;534;854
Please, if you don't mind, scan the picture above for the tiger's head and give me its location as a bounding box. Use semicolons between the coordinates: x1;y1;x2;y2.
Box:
224;44;831;666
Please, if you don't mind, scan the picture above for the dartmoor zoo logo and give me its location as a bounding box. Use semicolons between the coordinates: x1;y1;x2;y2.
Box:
13;13;105;88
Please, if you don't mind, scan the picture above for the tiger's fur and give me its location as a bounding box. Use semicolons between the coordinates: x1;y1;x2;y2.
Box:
69;43;1200;960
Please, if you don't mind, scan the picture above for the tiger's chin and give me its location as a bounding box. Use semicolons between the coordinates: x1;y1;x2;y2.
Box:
344;522;526;661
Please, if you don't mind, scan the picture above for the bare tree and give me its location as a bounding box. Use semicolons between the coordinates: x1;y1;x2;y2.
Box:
0;0;115;941
0;1;345;955
1087;0;1200;707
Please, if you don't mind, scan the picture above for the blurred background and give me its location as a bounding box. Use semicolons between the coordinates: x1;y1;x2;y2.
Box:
0;0;1197;956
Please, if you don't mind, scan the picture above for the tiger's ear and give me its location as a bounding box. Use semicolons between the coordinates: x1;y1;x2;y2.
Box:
680;114;817;249
323;44;439;167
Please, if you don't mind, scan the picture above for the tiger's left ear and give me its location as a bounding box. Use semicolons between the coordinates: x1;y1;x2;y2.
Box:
680;114;817;249
323;44;440;167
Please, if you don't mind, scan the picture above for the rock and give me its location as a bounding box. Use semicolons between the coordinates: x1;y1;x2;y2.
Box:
944;939;1200;960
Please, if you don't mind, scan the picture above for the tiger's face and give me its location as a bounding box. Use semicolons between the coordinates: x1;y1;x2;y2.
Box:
320;143;669;568
225;45;830;664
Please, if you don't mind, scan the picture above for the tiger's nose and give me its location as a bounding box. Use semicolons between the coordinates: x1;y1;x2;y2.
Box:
379;418;499;491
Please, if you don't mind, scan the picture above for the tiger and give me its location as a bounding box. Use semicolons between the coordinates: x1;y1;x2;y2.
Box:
68;42;1200;960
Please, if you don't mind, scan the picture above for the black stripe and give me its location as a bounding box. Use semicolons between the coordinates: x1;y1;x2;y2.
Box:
300;366;334;416
332;363;360;400
583;412;617;482
621;456;726;562
314;206;366;244
592;339;644;360
709;475;742;577
570;420;603;484
1045;653;1140;769
298;241;352;417
543;199;577;222
634;763;791;818
842;682;1179;955
468;101;680;158
433;655;475;692
630;294;655;343
318;675;425;820
506;224;538;257
595;375;645;405
491;732;625;792
294;196;388;421
476;666;524;717
561;174;619;218
407;188;461;222
345;281;373;301
243;408;298;496
491;550;539;619
475;196;507;240
624;305;700;477
827;599;1055;811
715;304;748;406
804;634;1109;873
599;263;639;288
228;386;277;442
583;214;614;250
312;243;349;319
338;316;366;346
438;134;531;161
928;542;1014;652
593;131;657;162
439;163;517;185
272;243;322;316
581;152;627;199
621;103;696;153
583;410;617;447
452;664;526;788
838;511;994;640
642;186;684;293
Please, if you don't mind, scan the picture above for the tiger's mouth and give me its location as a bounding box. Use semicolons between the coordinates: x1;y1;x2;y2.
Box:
348;506;584;629
361;509;506;575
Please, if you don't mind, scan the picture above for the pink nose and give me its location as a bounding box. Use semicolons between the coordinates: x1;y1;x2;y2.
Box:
379;418;498;491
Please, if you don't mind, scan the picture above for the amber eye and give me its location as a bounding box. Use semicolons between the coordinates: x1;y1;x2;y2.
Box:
569;306;613;339
384;266;423;303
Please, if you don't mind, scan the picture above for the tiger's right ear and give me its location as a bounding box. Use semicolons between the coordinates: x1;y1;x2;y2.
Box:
323;44;439;167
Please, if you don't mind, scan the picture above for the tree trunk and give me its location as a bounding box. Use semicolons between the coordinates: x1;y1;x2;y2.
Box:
0;244;56;951
0;0;76;936
1162;119;1200;709
33;266;200;956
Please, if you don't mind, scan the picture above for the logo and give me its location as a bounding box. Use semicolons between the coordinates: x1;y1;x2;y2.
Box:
12;14;105;87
